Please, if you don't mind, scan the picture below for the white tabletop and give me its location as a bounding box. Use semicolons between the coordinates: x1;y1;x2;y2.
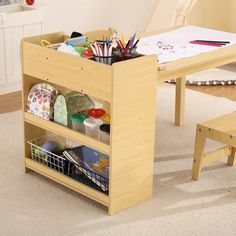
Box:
137;25;236;64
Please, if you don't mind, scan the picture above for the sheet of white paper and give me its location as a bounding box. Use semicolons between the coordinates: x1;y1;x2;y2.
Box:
137;25;236;64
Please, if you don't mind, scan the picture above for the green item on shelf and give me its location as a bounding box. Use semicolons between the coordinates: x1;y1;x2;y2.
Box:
54;91;95;128
75;46;88;56
54;95;67;126
70;113;89;124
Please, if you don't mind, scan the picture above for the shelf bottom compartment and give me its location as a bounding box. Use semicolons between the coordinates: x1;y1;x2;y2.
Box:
25;158;109;207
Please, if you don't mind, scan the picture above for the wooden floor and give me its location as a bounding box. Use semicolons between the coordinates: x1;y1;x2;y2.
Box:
0;91;22;114
0;83;236;114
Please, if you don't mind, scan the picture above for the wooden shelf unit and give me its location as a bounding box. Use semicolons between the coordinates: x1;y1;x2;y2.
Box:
22;32;157;215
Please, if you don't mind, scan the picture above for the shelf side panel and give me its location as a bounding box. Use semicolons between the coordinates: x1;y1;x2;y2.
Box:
22;41;112;102
109;56;157;215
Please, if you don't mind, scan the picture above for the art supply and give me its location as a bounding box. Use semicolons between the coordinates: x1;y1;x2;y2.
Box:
65;36;87;47
137;26;236;64
70;114;89;133
122;34;125;45
130;32;137;48
115;32;139;58
57;43;80;56
132;39;140;48
88;108;106;118
84;117;103;139
26;0;34;5
99;124;110;144
102;114;110;123
82;48;94;57
75;46;88;55
91;41;113;57
41;39;52;47
190;41;224;47
63;145;109;192
194;40;230;44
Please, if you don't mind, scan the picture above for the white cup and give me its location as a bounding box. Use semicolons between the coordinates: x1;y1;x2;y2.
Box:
84;117;103;139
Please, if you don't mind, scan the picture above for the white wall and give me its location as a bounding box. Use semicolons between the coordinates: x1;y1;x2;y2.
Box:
36;0;157;35
35;0;232;35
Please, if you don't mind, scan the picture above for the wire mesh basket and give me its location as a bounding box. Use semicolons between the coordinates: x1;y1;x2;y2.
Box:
70;164;109;194
28;135;70;175
28;135;109;194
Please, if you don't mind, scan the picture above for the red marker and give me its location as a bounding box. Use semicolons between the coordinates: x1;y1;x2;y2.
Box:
190;41;224;47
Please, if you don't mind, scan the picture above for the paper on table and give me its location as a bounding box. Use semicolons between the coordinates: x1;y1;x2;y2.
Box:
137;25;236;64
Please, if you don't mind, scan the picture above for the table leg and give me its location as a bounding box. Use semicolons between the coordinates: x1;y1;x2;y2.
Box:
175;77;185;126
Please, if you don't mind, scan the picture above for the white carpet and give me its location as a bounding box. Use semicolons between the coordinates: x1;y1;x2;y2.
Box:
1;84;236;236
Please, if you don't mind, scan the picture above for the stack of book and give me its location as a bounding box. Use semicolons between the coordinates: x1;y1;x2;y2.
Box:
63;146;109;192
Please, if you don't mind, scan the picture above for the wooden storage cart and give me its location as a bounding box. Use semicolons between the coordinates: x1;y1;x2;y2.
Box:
22;32;157;215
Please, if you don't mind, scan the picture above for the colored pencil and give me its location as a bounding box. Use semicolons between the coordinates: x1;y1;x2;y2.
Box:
132;39;139;48
190;41;223;47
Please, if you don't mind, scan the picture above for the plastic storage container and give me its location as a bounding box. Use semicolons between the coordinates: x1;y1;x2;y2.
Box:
99;124;110;144
70;114;89;133
84;117;103;139
102;114;110;123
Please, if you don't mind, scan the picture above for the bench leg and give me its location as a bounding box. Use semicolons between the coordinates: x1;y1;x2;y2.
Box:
175;77;185;126
192;126;206;181
228;147;236;166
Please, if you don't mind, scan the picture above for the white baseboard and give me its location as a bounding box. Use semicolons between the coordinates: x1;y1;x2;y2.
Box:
0;82;21;95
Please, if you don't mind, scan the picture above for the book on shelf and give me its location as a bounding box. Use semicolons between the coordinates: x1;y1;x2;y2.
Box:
63;146;109;192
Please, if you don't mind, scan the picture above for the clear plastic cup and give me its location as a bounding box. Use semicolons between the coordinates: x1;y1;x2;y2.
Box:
70;114;89;133
84;117;103;139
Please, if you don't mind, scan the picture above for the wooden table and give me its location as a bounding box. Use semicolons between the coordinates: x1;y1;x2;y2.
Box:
143;27;236;126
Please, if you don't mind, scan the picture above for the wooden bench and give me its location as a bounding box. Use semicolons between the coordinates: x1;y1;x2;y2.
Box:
192;111;236;180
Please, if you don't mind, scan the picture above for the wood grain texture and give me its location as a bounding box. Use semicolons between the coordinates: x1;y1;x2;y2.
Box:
192;112;236;181
1;83;236;115
109;55;157;215
228;147;236;166
201;146;231;166
24;112;110;155
23;41;112;102
192;125;207;181
25;158;109;206
21;31;160;215
175;77;185;126
0;91;22;114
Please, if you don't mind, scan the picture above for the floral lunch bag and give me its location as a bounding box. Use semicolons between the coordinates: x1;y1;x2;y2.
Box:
27;83;58;120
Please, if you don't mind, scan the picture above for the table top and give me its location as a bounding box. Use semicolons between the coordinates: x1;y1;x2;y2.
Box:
139;26;236;81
